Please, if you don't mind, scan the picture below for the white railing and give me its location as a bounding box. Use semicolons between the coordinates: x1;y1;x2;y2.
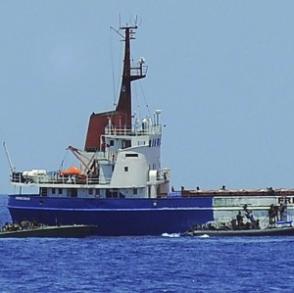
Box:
11;172;111;185
105;125;162;136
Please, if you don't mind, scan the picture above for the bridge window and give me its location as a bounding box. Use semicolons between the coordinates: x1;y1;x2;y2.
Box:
58;188;63;195
52;188;56;195
125;153;138;158
133;188;138;195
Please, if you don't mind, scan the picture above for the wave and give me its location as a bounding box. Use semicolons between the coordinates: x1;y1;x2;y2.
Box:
198;234;210;238
161;232;181;238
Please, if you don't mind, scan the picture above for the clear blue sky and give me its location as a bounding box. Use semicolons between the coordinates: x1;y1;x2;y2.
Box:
1;1;294;193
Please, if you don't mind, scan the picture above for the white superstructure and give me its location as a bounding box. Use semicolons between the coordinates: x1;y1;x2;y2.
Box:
11;112;170;199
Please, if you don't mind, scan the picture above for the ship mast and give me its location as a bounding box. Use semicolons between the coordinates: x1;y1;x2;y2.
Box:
84;25;146;151
116;25;146;129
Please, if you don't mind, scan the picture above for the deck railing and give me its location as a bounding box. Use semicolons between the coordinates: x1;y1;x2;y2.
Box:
105;125;161;136
11;172;111;185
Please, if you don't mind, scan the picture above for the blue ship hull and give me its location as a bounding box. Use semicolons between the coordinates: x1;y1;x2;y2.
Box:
8;195;213;235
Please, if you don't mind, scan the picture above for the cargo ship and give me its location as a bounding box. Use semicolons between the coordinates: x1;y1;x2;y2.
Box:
8;25;294;235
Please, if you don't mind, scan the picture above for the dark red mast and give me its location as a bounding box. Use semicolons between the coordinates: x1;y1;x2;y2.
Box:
84;25;146;152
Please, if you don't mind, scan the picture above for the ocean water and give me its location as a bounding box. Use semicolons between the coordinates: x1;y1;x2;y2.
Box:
1;196;294;293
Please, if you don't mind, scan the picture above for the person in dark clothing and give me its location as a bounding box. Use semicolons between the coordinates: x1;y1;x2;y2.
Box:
243;204;252;220
268;204;276;225
243;204;258;229
236;210;243;229
279;203;286;221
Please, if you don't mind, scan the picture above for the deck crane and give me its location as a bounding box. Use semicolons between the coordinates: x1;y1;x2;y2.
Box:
67;146;99;175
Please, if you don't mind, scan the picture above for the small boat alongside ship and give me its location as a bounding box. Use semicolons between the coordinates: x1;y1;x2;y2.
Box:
0;223;98;238
185;216;294;237
185;226;294;237
185;205;294;237
5;24;294;235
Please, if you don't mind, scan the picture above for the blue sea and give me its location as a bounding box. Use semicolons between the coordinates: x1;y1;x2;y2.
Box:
1;196;294;292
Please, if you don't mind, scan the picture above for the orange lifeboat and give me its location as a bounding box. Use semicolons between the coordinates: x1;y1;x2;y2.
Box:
60;166;81;176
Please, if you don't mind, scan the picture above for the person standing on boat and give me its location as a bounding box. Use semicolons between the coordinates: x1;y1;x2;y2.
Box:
243;204;258;229
236;211;244;229
268;204;277;225
243;204;253;220
278;203;286;222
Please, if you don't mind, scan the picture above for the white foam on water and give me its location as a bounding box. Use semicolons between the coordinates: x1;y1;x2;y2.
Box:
161;233;181;238
199;234;210;238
